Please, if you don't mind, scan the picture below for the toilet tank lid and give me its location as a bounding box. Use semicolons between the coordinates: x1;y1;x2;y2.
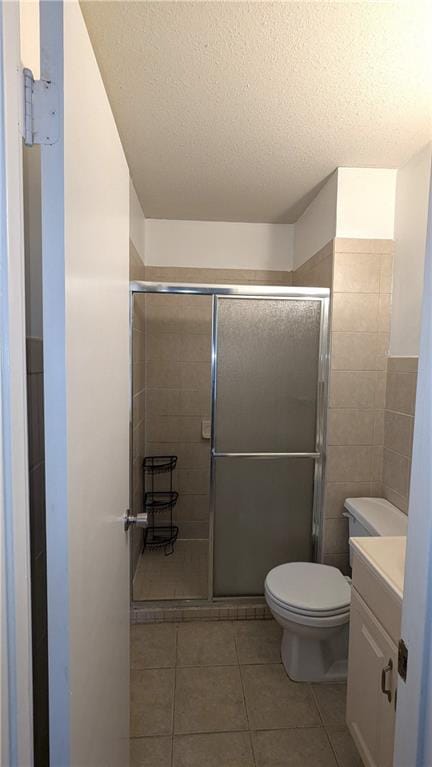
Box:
344;497;408;537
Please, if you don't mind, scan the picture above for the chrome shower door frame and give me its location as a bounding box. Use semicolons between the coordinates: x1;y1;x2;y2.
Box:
129;281;330;604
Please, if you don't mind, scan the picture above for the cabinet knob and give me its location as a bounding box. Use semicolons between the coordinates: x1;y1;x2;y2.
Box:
381;659;393;702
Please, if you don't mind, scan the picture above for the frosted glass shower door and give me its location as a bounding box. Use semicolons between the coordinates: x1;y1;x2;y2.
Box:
212;297;324;597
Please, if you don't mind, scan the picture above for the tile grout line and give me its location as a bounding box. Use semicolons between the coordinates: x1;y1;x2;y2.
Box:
232;622;257;767
309;685;343;767
170;623;179;767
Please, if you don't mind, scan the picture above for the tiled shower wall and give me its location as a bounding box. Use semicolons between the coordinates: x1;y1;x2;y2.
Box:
144;291;212;541
382;356;418;513
142;266;292;543
295;238;394;573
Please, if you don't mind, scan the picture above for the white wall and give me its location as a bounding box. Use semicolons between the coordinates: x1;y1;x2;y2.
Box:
129;180;146;264
293;172;337;269
145;219;294;271
390;144;432;356
293;167;397;269
336;167;397;240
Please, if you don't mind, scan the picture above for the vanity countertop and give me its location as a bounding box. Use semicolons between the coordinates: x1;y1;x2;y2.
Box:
349;536;406;604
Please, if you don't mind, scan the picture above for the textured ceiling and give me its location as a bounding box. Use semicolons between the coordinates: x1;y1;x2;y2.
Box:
81;1;432;223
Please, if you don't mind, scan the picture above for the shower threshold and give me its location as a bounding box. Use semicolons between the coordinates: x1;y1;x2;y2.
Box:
131;596;271;625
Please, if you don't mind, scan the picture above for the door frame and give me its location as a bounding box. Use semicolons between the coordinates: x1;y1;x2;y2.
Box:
0;2;34;764
130;280;329;604
394;168;432;766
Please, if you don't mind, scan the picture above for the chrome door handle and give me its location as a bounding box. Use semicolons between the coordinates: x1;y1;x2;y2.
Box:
123;510;148;531
381;659;393;702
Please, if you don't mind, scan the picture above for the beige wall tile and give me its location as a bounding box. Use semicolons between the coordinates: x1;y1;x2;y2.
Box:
294;257;333;289
133;294;146;331
387;356;418;373
147;332;211;363
323;517;349;555
145;294;212;335
382;449;411;497
384;411;413;457
177;520;209;539
146;389;210;418
133;362;146;395
378;293;392;333
145;442;210;470
175;494;210;522
329;371;377;408
132;390;146;426
375;333;390;371
370;446;383;482
386;371;417;415
322;552;350;575
331;332;382;371
130;242;145;280
326;446;372;482
332;293;380;332
379;254;394;294
333;252;380;293
146;415;203;443
374;371;387;409
382;486;408;514
324;481;372;519
327;409;375;445
373;410;385;445
146;360;211;390
132;328;146;363
144;265;292;286
334;238;394;254
370;481;383;497
177;468;210;495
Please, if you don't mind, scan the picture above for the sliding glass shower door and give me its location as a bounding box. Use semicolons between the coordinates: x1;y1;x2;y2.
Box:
212;296;326;597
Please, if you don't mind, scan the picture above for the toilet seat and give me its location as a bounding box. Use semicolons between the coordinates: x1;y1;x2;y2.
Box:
266;590;350;618
265;562;351;617
266;592;350;628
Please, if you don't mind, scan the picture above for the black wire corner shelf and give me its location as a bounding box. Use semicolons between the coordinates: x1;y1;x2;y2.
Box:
143;454;178;555
143;455;177;475
144;524;179;555
144;491;179;513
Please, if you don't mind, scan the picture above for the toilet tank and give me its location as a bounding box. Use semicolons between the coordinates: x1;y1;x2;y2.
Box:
343;497;408;565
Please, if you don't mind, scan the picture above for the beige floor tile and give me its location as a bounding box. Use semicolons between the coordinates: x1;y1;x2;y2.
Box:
241;664;320;730
174;665;248;734
173;731;254;767
131;623;176;669
234;620;282;665
133;540;208;601
252;727;338;767
130;669;175;737
312;683;347;726
176;621;237;666
130;736;172;767
326;726;363;767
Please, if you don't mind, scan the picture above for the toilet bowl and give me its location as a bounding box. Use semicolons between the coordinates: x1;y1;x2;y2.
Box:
265;562;351;682
265;497;409;683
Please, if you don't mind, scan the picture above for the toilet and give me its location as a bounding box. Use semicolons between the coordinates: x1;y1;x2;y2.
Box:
265;497;408;683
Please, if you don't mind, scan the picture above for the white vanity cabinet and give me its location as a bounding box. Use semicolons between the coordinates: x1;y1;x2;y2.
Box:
347;539;403;767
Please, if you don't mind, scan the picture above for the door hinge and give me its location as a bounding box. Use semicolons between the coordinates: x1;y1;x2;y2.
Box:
23;67;59;147
398;638;408;682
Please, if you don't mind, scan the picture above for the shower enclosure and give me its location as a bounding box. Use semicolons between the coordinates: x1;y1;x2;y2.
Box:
130;282;329;603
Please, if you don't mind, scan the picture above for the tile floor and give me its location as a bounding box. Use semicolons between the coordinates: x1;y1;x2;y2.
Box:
130;620;362;767
133;540;208;601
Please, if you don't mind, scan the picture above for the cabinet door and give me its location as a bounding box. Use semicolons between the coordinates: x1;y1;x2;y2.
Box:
347;589;398;767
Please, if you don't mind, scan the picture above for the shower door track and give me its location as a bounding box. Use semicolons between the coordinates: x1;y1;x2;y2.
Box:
130;281;330;605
